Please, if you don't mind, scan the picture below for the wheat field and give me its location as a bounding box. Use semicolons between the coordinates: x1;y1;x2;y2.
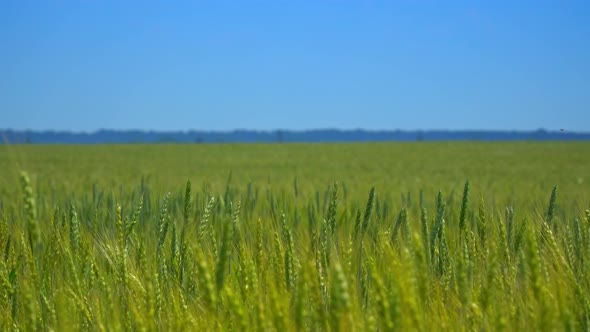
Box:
0;142;589;331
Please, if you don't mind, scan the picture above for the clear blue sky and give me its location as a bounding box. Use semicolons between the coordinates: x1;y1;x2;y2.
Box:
1;0;589;132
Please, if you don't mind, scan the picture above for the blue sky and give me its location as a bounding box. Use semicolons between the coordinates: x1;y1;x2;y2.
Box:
1;0;589;132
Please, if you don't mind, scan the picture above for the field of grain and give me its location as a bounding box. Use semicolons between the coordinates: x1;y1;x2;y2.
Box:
0;142;589;330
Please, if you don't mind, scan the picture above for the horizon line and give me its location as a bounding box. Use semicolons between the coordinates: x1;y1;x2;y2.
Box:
1;128;587;134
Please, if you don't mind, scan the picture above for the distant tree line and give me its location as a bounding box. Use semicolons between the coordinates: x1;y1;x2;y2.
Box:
1;128;588;144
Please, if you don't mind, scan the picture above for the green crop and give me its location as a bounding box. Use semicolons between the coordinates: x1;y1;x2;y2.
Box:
0;142;589;330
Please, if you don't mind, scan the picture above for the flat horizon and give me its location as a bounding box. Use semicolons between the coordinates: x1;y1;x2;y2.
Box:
1;128;586;134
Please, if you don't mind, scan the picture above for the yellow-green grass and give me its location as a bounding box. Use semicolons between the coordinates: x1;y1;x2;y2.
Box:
0;142;589;330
